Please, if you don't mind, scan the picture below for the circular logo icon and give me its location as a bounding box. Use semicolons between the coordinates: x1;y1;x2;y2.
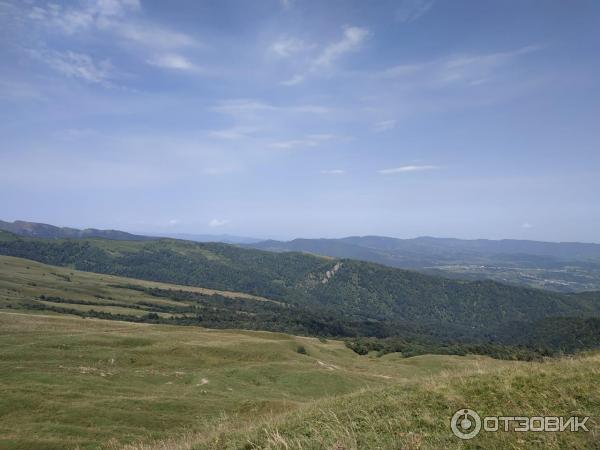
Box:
451;408;481;439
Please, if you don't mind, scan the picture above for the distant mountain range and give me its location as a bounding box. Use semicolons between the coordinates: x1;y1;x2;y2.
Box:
247;236;600;292
0;220;152;241
0;220;259;245
150;232;262;244
4;220;600;292
249;235;600;263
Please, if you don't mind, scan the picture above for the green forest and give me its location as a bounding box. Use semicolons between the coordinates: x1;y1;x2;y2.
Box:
2;230;600;360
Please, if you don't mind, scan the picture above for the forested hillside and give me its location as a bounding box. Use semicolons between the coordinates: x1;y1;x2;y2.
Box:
1;231;600;356
0;220;152;241
249;236;600;292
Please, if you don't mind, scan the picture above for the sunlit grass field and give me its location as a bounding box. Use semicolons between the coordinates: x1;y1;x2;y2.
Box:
0;255;598;449
185;352;600;450
0;311;506;449
0;255;274;312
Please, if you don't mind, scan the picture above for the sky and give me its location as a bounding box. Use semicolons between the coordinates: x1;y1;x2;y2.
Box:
1;0;599;242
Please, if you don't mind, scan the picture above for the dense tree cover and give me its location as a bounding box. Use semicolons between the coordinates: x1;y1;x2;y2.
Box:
345;317;600;359
344;337;554;361
30;289;592;360
2;230;600;358
495;316;600;353
249;236;600;292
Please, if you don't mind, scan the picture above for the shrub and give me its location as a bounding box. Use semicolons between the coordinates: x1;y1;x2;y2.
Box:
296;345;308;355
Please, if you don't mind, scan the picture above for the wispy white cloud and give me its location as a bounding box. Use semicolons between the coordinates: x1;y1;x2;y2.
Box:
112;22;198;50
270;132;339;149
26;0;200;68
212;99;331;117
30;50;115;85
281;75;305;86
28;0;139;34
208;126;260;140
373;119;397;132
378;165;438;174
212;99;272;113
208;218;228;227
280;0;295;10
270;139;318;149
93;0;141;17
313;26;370;69
271;38;311;57
321;169;346;175
146;53;199;71
395;0;435;23
439;46;540;84
522;222;534;229
377;63;423;79
377;46;541;87
281;25;370;85
308;133;336;141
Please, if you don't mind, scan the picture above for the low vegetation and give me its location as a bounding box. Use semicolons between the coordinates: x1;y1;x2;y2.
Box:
184;352;600;450
0;311;511;449
1;312;597;449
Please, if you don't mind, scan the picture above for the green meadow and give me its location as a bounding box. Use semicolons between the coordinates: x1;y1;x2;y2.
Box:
0;311;505;449
0;255;598;449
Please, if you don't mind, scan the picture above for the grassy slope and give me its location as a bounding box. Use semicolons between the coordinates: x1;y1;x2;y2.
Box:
0;256;598;449
0;312;505;450
0;255;275;313
159;354;600;450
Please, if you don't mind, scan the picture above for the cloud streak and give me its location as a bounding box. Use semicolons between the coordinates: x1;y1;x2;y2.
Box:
271;38;311;57
270;139;318;149
30;50;116;85
146;53;200;71
208;126;260;140
208;218;229;227
395;0;435;23
25;0;201;75
280;25;370;86
212;99;332;117
378;165;439;174
377;46;541;88
313;26;369;69
373;120;397;132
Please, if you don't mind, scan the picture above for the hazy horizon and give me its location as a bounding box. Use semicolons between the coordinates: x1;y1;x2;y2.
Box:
2;0;599;242
4;217;600;245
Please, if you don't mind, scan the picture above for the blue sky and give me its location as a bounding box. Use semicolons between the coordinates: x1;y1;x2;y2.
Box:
1;0;599;241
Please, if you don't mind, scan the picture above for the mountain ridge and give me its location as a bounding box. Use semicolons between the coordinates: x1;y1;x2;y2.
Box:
4;219;600;292
1;229;600;352
248;235;600;292
0;220;152;241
